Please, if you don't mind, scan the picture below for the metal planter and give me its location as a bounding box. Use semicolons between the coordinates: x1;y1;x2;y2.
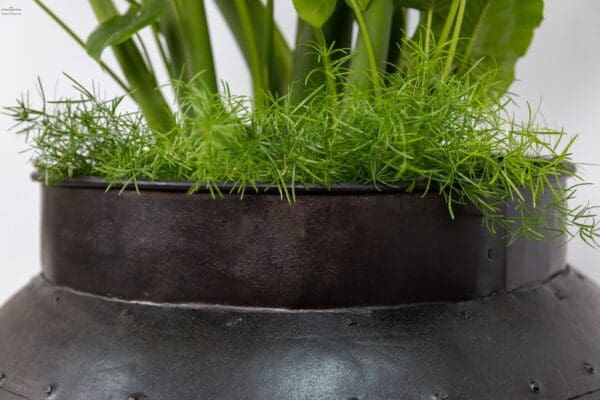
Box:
0;179;598;399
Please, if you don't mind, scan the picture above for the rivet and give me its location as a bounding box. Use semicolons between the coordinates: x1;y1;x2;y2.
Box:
0;373;6;386
458;311;471;319
436;393;449;400
528;380;541;393
44;385;54;396
585;362;595;374
344;318;357;327
554;291;565;301
226;317;242;327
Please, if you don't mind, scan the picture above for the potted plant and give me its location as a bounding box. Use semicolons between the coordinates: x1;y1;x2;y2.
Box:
1;0;599;398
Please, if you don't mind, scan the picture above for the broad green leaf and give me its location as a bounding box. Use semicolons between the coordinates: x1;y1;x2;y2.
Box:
345;0;371;11
293;0;338;28
428;0;543;97
460;0;544;91
87;0;167;60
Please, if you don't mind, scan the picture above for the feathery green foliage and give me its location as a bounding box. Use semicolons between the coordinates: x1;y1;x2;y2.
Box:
6;43;599;245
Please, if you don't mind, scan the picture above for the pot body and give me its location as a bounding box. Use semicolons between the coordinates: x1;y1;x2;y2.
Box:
0;179;599;400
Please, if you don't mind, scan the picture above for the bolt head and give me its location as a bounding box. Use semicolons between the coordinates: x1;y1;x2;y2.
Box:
528;380;541;393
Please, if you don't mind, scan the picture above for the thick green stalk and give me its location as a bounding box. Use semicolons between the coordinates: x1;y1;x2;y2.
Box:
289;2;354;104
314;28;338;113
443;0;466;78
151;24;172;80
158;4;189;83
349;0;395;89
436;0;461;53
386;3;407;72
290;19;317;102
214;0;292;96
424;7;433;56
262;0;274;93
88;0;173;132
171;0;218;93
234;0;265;105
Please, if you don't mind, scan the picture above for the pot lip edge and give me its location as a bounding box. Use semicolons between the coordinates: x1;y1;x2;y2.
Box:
33;174;432;195
32;166;572;195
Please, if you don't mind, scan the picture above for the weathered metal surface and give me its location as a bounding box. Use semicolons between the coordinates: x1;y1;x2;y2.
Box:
41;179;566;308
0;270;600;399
0;179;592;400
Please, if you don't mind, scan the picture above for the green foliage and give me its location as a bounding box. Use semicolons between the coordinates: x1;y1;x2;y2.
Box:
293;0;338;28
34;0;544;126
18;0;596;249
349;0;395;88
396;0;431;10
6;46;598;246
426;0;545;94
87;0;167;60
346;0;371;11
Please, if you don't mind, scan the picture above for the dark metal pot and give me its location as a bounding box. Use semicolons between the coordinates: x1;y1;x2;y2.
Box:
1;178;599;399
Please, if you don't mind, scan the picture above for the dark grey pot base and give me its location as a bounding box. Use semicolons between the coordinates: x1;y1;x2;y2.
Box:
1;179;596;399
1;269;600;400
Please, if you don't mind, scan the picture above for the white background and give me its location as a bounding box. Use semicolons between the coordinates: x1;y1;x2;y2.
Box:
0;0;599;304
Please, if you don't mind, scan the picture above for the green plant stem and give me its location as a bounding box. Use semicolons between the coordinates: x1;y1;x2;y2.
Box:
171;0;218;93
443;0;466;78
233;0;265;105
262;0;274;93
158;4;188;82
151;24;172;80
214;0;292;96
136;33;156;78
290;2;353;104
314;28;338;113
88;0;173;132
348;0;395;90
386;3;407;72
32;0;129;93
436;0;460;53
290;19;317;103
424;7;433;56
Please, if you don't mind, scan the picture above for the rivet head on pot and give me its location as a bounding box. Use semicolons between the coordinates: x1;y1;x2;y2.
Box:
226;317;242;327
44;385;54;396
458;311;471;319
585;362;595;374
528;380;541;393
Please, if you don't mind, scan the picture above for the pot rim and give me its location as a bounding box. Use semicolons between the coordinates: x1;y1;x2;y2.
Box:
39;173;568;308
33;174;432;195
31;159;575;195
